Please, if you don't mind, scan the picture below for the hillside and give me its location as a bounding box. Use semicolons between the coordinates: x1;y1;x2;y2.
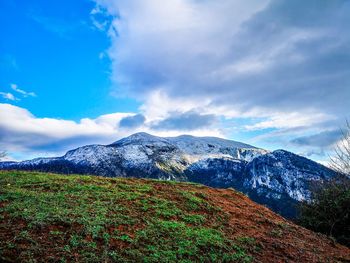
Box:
0;132;337;219
0;171;349;262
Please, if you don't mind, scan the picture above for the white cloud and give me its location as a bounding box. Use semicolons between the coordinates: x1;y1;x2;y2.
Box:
0;104;130;155
90;0;350;161
0;102;339;162
90;4;111;31
2;1;349;162
0;103;224;160
11;84;36;97
0;92;18;101
94;0;349;119
245;112;335;131
139;89;210;121
99;52;106;59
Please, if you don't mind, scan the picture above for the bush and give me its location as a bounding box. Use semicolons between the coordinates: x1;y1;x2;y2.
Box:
297;177;350;247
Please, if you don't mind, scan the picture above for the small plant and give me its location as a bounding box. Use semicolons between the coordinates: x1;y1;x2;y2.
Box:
270;229;283;238
15;230;33;243
180;191;205;211
118;234;133;243
180;214;206;225
69;234;82;247
236;236;256;245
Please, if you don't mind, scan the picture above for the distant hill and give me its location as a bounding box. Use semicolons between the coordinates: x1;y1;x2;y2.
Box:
0;171;349;262
0;132;337;218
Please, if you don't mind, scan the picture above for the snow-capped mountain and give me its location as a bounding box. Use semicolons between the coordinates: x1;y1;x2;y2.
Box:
0;132;336;218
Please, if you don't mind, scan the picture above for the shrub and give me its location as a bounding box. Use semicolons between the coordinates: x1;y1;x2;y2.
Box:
297;177;350;247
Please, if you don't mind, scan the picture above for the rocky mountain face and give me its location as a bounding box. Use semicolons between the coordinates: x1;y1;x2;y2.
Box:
0;132;336;218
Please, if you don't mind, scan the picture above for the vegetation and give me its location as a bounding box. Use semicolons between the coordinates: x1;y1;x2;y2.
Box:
1;171;349;262
329;120;350;177
298;121;350;247
0;151;6;161
0;171;253;262
297;177;350;247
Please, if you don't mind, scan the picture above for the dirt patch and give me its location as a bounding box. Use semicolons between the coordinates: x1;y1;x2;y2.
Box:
202;187;350;262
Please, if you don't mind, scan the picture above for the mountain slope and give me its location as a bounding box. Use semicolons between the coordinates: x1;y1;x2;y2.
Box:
0;132;266;181
0;171;349;263
0;132;337;218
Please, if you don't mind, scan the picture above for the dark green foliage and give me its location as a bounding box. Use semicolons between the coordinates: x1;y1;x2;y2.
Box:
297;177;350;247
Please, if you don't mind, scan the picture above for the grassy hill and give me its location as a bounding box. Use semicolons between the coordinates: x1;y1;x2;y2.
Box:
0;171;349;262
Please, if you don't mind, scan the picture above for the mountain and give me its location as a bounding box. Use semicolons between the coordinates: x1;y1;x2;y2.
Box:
1;171;349;262
0;132;337;218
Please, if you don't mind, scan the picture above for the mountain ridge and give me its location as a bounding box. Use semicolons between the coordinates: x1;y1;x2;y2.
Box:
0;132;337;218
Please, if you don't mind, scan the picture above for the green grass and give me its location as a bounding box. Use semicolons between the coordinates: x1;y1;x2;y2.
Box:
0;171;254;262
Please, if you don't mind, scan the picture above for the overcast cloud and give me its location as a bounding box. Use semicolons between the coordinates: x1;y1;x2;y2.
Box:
1;0;349;161
151;111;217;131
119;114;146;129
291;130;343;148
89;0;350;160
94;0;350;116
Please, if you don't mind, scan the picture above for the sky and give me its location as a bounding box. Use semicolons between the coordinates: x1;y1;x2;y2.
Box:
0;0;349;163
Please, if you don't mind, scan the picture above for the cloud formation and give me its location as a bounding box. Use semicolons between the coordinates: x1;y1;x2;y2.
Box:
11;84;36;97
91;0;350;160
0;84;36;102
0;103;130;156
95;0;350;117
291;130;342;148
119;114;146;129
152;111;217;131
0;104;224;159
2;1;349;161
0;92;17;101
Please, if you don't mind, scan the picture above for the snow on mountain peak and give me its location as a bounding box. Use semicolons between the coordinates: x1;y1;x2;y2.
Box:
167;134;256;149
0;131;338;219
109;132;264;161
112;132;169;146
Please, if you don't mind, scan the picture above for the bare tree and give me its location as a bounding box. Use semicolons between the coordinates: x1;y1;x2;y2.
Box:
0;151;7;161
329;121;350;177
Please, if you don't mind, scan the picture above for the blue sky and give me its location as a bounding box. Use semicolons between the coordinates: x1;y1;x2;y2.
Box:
0;0;140;120
0;0;349;162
